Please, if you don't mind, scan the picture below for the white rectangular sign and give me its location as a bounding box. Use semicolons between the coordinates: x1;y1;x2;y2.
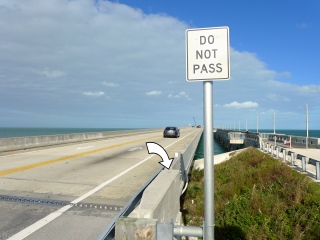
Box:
186;27;230;81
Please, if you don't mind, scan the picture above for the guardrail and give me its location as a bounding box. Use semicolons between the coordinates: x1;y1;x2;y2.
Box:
267;133;320;149
0;128;163;152
260;142;320;180
111;129;203;240
97;167;164;240
309;158;320;180
227;132;245;144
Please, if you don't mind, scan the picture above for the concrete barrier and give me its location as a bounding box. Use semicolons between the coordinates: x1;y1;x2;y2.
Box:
129;170;181;223
0;128;162;152
115;129;203;236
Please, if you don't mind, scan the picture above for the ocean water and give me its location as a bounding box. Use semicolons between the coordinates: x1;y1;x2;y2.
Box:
254;129;320;138
193;134;226;160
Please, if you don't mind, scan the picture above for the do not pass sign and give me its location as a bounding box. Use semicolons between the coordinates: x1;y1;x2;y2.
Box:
186;27;230;81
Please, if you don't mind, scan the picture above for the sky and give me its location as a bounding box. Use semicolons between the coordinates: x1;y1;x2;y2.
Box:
0;0;319;130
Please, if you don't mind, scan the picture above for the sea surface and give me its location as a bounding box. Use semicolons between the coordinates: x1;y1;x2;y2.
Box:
251;129;320;138
0;128;319;160
193;134;226;160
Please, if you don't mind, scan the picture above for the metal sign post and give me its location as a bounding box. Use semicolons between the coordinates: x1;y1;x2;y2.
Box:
186;26;230;239
203;80;214;239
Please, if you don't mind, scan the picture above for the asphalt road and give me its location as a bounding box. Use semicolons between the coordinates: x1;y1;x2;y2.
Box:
0;128;200;240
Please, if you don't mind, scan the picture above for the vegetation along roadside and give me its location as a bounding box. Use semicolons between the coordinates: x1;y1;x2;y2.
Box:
181;147;320;239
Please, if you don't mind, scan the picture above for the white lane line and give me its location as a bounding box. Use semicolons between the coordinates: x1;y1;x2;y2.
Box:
7;130;198;240
128;147;143;151
76;146;93;150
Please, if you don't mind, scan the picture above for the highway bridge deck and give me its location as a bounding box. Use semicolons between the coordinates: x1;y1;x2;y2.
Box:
0;128;202;240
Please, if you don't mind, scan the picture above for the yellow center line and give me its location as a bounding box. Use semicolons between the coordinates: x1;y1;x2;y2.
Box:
0;135;159;177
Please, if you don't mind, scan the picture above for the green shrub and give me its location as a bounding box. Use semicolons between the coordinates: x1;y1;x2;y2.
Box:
181;147;320;239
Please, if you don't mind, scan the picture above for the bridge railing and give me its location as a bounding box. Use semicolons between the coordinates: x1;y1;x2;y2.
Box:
113;129;203;240
260;142;320;181
0;128;163;152
227;132;245;141
267;133;320;148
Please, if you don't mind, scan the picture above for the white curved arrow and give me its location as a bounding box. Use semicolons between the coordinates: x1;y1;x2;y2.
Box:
146;142;173;169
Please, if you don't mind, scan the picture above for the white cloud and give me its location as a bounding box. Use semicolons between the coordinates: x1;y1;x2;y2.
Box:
276;71;291;78
168;91;192;100
146;90;162;96
266;93;290;102
102;81;119;87
83;91;105;97
37;69;66;79
0;0;319;129
297;85;320;94
224;101;259;109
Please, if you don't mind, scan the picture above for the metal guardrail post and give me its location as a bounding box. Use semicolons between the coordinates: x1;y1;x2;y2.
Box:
282;149;286;163
316;162;320;180
302;156;306;172
290;152;295;166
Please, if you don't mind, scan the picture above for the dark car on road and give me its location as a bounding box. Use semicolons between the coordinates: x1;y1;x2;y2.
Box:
163;126;180;138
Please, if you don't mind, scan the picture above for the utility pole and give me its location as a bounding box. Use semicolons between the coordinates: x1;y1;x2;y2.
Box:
274;112;276;147
273;112;276;134
246;118;248;131
306;104;309;149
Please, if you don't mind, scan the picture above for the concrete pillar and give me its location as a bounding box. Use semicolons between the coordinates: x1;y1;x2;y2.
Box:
282;149;286;163
316;162;320;180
